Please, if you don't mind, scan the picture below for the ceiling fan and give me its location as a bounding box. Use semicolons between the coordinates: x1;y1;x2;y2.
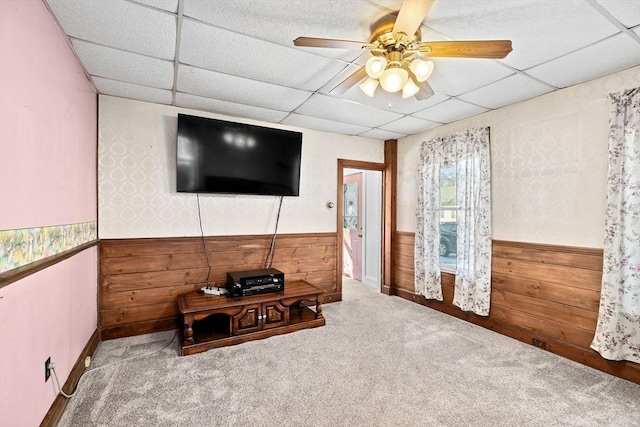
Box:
293;0;512;100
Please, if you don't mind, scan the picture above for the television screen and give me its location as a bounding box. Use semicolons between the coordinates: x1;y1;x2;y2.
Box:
176;114;302;196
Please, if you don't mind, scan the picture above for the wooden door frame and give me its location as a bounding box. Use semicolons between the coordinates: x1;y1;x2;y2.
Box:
337;158;388;297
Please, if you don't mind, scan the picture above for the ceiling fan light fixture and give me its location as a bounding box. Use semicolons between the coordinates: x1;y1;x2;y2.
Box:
365;56;387;79
410;58;434;82
379;66;408;93
359;77;379;97
402;78;420;98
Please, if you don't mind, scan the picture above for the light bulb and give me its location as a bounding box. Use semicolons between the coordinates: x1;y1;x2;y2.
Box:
359;77;379;97
365;56;387;79
409;59;434;82
379;67;409;93
402;78;420;98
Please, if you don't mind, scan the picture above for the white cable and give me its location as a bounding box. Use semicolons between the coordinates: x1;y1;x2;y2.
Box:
51;363;75;398
48;331;177;399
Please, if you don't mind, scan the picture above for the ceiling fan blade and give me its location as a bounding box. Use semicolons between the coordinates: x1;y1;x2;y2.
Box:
414;80;435;101
329;67;368;96
393;0;434;36
416;40;513;58
293;37;368;50
407;68;435;100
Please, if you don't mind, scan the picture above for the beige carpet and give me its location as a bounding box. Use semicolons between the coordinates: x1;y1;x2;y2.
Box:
58;279;640;426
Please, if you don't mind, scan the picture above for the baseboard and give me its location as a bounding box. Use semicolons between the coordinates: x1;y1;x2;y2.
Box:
101;317;179;340
40;329;100;427
392;287;640;385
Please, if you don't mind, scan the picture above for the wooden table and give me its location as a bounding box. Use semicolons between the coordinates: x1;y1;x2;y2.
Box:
178;281;325;356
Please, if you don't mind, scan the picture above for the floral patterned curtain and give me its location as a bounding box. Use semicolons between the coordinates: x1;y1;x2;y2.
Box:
415;127;492;315
591;87;640;363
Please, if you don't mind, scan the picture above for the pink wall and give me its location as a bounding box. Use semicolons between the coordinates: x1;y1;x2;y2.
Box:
0;249;97;426
0;0;97;229
0;1;98;426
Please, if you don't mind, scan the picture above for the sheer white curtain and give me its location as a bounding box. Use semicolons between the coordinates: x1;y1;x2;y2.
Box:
591;87;640;363
415;127;492;315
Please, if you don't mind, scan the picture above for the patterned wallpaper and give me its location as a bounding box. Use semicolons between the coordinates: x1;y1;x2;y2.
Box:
98;96;384;238
397;66;640;248
0;221;97;272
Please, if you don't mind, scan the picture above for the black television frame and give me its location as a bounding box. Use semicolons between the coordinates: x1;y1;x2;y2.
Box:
176;114;302;196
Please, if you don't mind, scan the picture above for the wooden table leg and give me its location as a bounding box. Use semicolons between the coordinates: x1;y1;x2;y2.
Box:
184;317;194;346
315;298;323;319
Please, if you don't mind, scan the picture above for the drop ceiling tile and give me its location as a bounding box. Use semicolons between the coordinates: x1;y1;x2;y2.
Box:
359;128;406;140
179;18;346;91
177;65;311;112
427;58;515;96
379;116;441;134
93;77;172;104
596;0;640;28
182;0;399;62
46;0;176;60
424;0;620;70
458;74;554;109
412;99;488;123
175;93;289;124
526;34;640;88
281;114;371;136
131;0;178;13
317;64;363;95
295;94;403;128
72;39;174;89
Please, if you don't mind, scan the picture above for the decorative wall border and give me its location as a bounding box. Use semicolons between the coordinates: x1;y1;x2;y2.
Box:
0;222;97;273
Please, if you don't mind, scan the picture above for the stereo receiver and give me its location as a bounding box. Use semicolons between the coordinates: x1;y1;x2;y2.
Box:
226;268;285;297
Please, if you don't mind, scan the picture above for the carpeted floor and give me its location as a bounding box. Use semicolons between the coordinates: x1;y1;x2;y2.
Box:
58;279;640;426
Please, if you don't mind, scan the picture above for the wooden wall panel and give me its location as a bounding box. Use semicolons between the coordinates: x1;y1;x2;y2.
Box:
100;233;337;339
392;232;640;384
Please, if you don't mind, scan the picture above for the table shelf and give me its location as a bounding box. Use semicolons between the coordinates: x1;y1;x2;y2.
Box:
178;281;325;356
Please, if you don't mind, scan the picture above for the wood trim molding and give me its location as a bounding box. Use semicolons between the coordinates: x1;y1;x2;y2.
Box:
99;232;336;246
336;158;386;298
383;140;397;295
40;329;101;427
0;239;99;289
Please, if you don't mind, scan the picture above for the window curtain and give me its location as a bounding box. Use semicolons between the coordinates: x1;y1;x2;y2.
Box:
590;87;640;363
415;127;492;315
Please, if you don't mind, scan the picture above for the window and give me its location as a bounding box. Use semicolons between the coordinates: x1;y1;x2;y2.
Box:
415;127;491;314
439;166;456;272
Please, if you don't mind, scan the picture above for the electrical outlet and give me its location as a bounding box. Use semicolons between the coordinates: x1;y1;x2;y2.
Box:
532;338;547;350
45;357;51;382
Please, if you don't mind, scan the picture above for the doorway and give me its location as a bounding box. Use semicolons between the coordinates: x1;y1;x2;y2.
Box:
337;160;384;296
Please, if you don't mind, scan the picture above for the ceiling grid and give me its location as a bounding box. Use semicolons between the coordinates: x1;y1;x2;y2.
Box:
44;0;640;138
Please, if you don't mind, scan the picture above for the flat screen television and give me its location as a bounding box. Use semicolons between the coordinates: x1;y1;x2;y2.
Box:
176;114;302;196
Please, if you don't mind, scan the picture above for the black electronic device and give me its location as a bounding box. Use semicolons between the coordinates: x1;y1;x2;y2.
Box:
226;268;285;297
176;114;302;196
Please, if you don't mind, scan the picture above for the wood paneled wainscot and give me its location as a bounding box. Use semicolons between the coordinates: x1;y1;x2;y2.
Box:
100;233;337;339
392;232;640;384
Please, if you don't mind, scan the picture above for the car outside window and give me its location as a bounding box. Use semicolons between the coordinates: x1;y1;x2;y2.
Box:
440;166;456;272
